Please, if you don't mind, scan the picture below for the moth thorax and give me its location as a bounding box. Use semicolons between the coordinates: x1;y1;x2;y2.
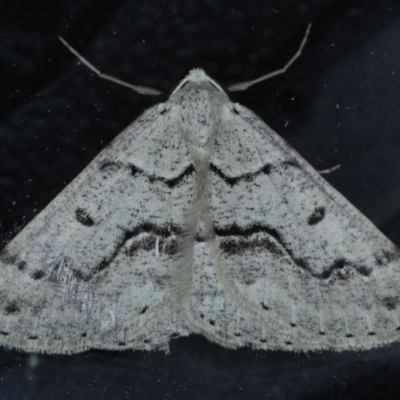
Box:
181;88;219;147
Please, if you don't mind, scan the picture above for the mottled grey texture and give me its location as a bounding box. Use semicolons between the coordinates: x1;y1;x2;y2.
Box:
0;69;399;353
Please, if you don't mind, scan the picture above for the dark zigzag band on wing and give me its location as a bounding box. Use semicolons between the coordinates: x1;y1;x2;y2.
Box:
71;222;183;282
214;224;377;281
210;164;272;186
99;160;195;188
0;223;183;284
100;159;302;189
210;158;303;186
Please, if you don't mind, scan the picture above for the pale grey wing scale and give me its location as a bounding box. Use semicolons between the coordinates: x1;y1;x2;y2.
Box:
0;101;195;353
2;77;400;354
187;101;400;351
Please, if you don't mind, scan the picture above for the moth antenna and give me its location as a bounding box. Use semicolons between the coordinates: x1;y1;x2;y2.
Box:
59;36;163;96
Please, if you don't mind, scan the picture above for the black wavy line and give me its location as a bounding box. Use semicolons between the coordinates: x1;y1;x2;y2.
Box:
209;158;305;186
72;223;182;282
210;163;272;186
215;224;372;280
100;160;194;188
70;221;374;282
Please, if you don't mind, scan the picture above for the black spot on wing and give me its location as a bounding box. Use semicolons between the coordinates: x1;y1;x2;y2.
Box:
18;262;26;271
382;296;400;310
75;209;95;227
129;164;139;178
261;303;269;311
307;206;326;225
140;306;149;315
261;164;272;174
32;270;45;280
4;301;20;315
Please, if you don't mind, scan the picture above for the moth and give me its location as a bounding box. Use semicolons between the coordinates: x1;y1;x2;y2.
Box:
1;25;399;354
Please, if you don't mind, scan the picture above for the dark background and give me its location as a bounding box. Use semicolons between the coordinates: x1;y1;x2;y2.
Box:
1;1;400;399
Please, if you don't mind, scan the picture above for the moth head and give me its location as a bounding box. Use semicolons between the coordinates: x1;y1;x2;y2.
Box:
170;68;227;98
